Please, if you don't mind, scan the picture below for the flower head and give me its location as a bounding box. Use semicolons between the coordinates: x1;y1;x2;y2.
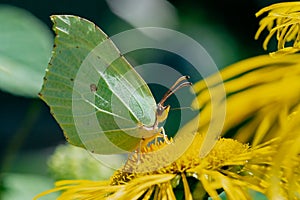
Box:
34;131;285;200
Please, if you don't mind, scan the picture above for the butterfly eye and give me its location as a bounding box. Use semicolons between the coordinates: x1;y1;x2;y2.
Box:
156;104;165;116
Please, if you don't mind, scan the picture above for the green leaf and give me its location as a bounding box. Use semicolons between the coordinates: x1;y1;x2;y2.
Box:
39;15;158;154
0;5;52;97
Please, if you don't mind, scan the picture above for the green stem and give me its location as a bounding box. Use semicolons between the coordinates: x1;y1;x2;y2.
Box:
1;100;42;174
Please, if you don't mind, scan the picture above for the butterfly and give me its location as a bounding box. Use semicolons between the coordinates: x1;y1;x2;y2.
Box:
39;15;191;154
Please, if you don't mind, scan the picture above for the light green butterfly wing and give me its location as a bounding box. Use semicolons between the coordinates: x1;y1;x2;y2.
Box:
39;15;157;154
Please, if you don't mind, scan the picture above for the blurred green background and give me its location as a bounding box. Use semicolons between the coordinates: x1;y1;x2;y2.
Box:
0;0;281;199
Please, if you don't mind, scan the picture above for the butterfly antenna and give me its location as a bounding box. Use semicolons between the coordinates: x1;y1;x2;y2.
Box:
159;76;192;105
169;76;190;91
159;76;190;104
161;76;190;101
170;106;193;111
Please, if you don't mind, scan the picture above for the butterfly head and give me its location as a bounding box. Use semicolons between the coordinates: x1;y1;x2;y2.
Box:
155;75;192;126
156;103;170;123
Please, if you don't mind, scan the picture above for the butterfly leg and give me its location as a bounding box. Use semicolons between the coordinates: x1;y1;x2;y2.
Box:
160;127;171;144
128;140;143;165
136;141;142;164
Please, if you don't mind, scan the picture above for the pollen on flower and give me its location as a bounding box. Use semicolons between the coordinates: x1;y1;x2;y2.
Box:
110;133;251;186
110;138;176;185
204;138;250;169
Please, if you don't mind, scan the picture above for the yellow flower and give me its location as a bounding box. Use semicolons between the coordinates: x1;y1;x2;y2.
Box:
192;54;300;146
34;2;300;199
34;53;300;199
265;104;300;199
34;133;280;200
255;2;300;56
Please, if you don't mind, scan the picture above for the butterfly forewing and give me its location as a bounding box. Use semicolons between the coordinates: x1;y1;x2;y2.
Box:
39;15;157;154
